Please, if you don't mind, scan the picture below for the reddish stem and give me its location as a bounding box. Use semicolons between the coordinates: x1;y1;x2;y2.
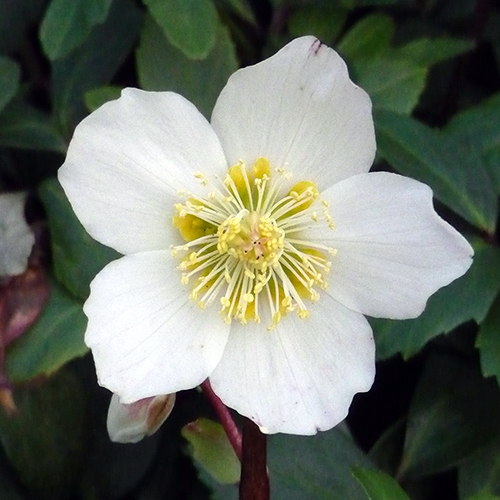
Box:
239;418;270;500
201;379;242;461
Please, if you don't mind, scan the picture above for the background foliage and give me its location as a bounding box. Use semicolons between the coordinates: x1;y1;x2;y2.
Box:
0;0;499;498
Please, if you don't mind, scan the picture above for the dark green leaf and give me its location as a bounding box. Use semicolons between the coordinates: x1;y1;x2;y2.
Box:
52;0;142;135
375;109;498;232
137;15;237;118
209;426;374;500
5;278;88;383
213;0;256;25
38;177;120;301
355;58;427;114
268;428;374;500
400;352;500;479
0;57;20;113
0;369;87;500
40;0;113;60
353;467;411;500
458;436;500;499
338;14;394;62
372;241;500;360
446;93;500;194
369;418;406;476
395;37;475;66
476;294;500;384
142;0;218;60
0;98;66;152
288;7;347;44
466;493;500;500
84;85;122;112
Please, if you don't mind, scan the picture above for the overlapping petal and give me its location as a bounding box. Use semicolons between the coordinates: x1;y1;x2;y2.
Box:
210;295;375;435
211;36;375;190
58;89;228;255
84;250;230;403
308;172;473;319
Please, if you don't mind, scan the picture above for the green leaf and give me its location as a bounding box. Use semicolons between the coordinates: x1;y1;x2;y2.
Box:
142;0;218;60
38;178;120;301
458;437;500;499
353;467;411;500
0;57;20;113
84;85;122;112
338;14;394;62
288;7;348;44
355;58;427;114
395;37;475;66
476;294;500;383
40;0;113;60
372;241;500;360
52;0;142;135
5;278;88;383
446;93;500;194
137;15;237;118
399;352;500;479
0;369;87;500
0;98;66;152
182;418;240;484
375;109;498;232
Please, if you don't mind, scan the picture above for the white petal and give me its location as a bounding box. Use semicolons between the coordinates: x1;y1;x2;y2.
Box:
211;36;375;189
313;172;473;319
210;295;375;435
0;192;34;276
107;393;176;443
84;250;230;402
59;89;227;254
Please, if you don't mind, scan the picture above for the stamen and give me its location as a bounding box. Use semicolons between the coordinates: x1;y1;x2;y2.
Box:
171;158;336;328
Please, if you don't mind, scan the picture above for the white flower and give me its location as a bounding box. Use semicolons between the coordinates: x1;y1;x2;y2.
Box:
58;37;473;435
0;192;34;277
107;393;175;443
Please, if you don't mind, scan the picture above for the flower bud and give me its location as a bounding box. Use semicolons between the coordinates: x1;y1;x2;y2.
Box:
106;393;175;443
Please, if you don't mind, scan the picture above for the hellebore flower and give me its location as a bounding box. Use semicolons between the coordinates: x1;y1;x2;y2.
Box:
58;37;473;435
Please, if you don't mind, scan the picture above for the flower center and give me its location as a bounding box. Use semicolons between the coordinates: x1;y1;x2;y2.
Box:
171;158;336;329
217;211;284;271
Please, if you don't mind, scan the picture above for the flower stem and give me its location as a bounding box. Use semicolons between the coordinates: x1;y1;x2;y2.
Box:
239;418;270;500
201;379;242;460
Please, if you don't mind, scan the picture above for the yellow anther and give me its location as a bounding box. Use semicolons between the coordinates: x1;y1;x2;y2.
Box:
220;297;231;307
245;269;255;279
298;309;310;319
253;157;271;179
